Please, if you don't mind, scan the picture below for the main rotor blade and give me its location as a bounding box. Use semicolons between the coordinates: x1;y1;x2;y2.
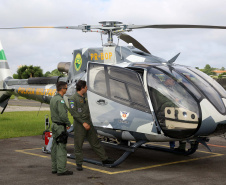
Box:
119;33;150;54
2;24;226;30
128;24;226;29
0;26;81;29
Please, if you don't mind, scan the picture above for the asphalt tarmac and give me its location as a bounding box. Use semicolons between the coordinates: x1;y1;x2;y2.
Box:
5;98;49;112
1;99;226;185
1;136;226;185
8;98;49;107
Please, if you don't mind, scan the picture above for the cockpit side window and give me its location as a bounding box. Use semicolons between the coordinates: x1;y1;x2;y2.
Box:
109;78;130;106
147;67;200;139
107;66;150;112
88;65;107;96
88;63;150;113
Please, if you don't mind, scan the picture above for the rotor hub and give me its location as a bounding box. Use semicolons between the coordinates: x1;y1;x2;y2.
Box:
99;21;123;28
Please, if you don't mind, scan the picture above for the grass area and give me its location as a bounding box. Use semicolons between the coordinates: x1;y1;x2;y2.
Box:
10;95;26;99
0;111;74;139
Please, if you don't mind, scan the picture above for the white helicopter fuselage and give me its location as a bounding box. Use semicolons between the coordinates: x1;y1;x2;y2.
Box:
1;44;226;144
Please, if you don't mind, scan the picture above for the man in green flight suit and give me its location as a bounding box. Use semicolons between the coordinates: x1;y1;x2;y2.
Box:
50;81;73;176
68;80;114;171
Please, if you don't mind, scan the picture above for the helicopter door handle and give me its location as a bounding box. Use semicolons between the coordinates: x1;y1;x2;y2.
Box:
96;99;108;105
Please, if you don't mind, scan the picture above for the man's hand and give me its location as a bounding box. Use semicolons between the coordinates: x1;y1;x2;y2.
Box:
83;122;90;130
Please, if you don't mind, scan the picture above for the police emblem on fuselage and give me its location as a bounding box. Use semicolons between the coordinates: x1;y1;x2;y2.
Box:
120;111;130;121
74;53;82;71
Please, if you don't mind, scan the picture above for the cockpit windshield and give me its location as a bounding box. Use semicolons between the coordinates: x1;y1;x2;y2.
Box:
175;66;226;114
147;66;201;138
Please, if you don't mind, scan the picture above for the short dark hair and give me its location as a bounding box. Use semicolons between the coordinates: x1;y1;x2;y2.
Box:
76;80;86;91
56;81;67;91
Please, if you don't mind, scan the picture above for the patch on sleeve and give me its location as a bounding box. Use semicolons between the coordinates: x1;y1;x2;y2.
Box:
70;100;75;108
61;100;65;104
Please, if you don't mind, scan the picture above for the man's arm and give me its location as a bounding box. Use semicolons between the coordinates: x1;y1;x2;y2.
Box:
68;98;85;124
68;98;90;130
58;99;71;127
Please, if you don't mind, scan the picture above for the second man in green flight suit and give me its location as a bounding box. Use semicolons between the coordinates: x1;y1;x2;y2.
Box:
68;80;114;171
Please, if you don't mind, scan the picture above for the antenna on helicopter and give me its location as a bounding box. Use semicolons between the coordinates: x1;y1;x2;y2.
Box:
168;53;181;64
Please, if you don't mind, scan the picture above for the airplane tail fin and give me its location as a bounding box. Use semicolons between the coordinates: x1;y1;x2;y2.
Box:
0;41;13;113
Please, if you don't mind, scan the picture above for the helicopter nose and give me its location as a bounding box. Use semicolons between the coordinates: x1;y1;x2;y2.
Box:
195;99;226;136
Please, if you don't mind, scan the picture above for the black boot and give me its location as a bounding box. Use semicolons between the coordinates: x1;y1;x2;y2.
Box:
57;170;73;176
76;164;83;171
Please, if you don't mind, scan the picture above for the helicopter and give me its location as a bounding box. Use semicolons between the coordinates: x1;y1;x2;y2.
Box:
1;21;226;167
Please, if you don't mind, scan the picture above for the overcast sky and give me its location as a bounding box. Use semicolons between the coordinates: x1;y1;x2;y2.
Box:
1;0;226;74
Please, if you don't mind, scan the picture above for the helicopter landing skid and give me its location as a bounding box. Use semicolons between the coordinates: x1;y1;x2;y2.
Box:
140;141;199;156
67;140;147;168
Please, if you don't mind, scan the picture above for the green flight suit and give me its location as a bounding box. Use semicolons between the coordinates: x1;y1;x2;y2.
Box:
50;93;71;173
68;92;108;165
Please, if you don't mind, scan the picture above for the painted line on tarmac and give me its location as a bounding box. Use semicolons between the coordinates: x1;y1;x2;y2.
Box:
109;153;224;174
150;142;226;150
15;146;224;175
15;148;50;159
15;147;113;174
207;144;226;148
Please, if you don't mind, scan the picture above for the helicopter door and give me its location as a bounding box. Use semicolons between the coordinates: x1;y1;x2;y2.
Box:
87;62;157;135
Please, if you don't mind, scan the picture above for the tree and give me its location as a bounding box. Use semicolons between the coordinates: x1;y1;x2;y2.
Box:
44;69;66;77
200;64;216;76
13;74;18;79
218;72;226;79
220;67;225;71
44;71;51;77
14;65;43;79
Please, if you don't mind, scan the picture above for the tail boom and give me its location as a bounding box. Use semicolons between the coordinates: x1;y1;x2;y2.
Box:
0;41;12;113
